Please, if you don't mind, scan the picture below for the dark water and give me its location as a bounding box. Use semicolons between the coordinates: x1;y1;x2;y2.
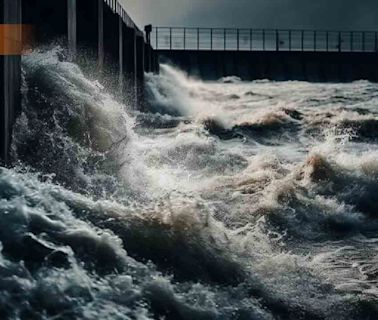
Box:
1;47;378;319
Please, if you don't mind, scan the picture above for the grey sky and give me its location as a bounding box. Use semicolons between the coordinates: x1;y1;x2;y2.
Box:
121;0;378;31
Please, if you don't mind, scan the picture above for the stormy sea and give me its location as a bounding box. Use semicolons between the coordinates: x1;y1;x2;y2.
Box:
1;47;378;319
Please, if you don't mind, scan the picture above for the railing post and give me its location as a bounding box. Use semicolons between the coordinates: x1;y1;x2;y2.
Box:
326;31;329;52
338;31;341;52
145;24;152;46
275;30;279;51
237;29;239;51
210;28;213;51
263;30;265;51
250;29;252;51
224;29;226;50
169;27;172;50
301;30;304;51
362;32;366;52
289;30;291;51
197;28;200;50
144;24;152;73
375;32;378;52
350;31;353;52
314;31;316;51
183;28;186;50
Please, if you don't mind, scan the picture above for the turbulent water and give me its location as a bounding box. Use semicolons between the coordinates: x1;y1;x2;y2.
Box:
1;47;378;319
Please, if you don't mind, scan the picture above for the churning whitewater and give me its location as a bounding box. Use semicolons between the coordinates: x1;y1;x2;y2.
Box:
1;47;378;319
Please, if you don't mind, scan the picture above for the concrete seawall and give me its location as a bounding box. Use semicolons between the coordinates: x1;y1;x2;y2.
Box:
23;0;157;99
158;50;378;82
0;0;157;163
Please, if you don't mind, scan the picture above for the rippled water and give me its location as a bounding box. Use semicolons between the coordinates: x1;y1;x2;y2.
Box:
1;47;378;319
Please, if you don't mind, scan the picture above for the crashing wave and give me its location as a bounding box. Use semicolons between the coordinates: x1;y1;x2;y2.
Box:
1;55;378;319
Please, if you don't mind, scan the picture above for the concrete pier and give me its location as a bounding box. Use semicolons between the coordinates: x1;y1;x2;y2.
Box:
0;0;158;163
23;0;157;91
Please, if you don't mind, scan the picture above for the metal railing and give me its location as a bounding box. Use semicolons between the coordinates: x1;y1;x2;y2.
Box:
152;27;378;52
104;0;141;33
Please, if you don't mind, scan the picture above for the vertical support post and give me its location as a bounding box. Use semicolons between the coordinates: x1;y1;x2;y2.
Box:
119;17;123;91
98;0;104;70
314;31;316;51
362;32;366;52
301;30;304;51
326;31;329;52
140;36;145;75
275;30;279;51
237;29;239;51
136;35;145;111
210;28;213;50
250;29;252;51
263;30;265;51
154;51;159;74
133;28;138;109
144;24;152;72
224;29;226;50
0;0;22;163
338;31;341;52
289;30;291;51
350;32;353;51
67;0;77;61
183;28;186;50
136;34;145;110
169;27;172;50
197;28;200;50
121;25;132;96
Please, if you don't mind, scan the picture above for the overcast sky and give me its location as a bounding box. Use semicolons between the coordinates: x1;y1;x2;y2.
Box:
121;0;378;31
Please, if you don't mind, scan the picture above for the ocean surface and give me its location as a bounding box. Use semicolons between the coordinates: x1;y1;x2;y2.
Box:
1;47;378;319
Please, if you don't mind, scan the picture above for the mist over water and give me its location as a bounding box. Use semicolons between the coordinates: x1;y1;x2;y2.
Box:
1;47;378;319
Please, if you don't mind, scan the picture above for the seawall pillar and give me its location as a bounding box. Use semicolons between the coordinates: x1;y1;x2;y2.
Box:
76;0;102;68
118;16;124;92
136;34;145;109
102;1;120;89
0;0;22;163
121;25;135;106
22;0;68;45
67;0;76;60
98;0;104;70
